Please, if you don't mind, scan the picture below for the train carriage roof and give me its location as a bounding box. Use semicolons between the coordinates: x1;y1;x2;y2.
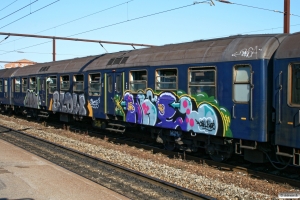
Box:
8;34;286;77
275;32;300;59
0;68;20;78
11;55;101;77
84;34;286;71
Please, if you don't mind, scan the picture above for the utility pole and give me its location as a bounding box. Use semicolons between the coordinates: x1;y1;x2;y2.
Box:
284;0;290;33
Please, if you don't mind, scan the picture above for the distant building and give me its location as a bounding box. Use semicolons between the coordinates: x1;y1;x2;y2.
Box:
5;59;36;69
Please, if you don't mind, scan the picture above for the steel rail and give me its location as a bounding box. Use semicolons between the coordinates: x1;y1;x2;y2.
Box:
0;124;214;200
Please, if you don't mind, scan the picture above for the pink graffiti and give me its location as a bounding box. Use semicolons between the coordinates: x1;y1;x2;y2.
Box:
189;118;195;127
186;109;190;115
142;103;149;114
183;100;188;108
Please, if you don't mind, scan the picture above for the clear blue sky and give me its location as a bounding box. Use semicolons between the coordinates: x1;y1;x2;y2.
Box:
0;0;300;68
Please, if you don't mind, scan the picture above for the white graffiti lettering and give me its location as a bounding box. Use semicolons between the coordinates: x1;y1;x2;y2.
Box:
232;46;262;58
90;97;101;109
52;91;87;115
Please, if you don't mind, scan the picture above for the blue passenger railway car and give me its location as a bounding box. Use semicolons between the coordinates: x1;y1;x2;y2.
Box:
0;33;299;167
273;32;300;166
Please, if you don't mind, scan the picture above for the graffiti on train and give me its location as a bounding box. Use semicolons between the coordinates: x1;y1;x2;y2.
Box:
24;89;41;109
51;91;87;115
119;89;232;137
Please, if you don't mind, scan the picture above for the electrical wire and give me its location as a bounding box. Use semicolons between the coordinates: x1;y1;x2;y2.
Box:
216;0;300;17
1;1;299;57
0;49;87;56
0;0;38;21
68;3;196;37
0;1;198;56
0;0;60;30
0;0;19;12
0;0;134;46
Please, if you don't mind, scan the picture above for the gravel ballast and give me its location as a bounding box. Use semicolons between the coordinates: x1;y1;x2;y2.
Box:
0;115;299;199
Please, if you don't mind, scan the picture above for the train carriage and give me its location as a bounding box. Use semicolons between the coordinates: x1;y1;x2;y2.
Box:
2;33;300;165
273;32;300;166
0;68;20;113
83;34;286;162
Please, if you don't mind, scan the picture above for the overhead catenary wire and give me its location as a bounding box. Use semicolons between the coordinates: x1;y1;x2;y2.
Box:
0;2;197;56
1;1;300;57
0;49;88;57
0;0;38;21
0;0;19;12
216;0;300;17
0;0;134;46
0;0;60;30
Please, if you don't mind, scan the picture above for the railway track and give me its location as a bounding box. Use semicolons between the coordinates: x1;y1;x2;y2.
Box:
58;120;300;189
0;124;214;200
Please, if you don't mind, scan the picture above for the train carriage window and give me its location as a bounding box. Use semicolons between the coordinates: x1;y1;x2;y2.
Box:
233;65;251;103
129;70;147;92
22;78;28;93
15;78;20;92
0;80;2;92
47;76;57;94
116;74;122;93
155;69;177;90
290;63;300;105
29;77;36;91
89;73;101;96
108;75;112;93
73;74;84;92
4;80;7;93
60;75;69;91
188;67;216;97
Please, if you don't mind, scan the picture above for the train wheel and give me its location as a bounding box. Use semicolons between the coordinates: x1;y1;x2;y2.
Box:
206;143;232;162
164;141;175;151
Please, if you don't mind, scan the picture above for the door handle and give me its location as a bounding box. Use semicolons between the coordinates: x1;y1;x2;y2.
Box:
111;97;114;101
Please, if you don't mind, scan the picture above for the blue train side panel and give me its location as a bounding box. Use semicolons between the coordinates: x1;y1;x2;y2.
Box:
273;32;300;149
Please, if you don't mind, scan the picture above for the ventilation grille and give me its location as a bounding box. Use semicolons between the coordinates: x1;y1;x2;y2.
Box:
39;66;50;72
107;56;129;65
120;57;129;64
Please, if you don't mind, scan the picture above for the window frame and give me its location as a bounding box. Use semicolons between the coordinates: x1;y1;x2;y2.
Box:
22;77;28;93
47;75;57;94
29;76;37;91
288;63;300;107
73;74;84;92
107;75;113;93
88;73;101;96
129;70;147;93
155;68;178;91
188;66;216;97
14;78;21;92
0;79;2;92
232;64;252;104
60;75;70;91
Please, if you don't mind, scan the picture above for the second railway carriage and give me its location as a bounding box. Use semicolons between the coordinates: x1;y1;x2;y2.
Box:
273;32;300;166
82;34;286;162
0;68;19;112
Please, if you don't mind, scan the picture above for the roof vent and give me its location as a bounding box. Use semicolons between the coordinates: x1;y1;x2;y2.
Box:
107;56;129;65
107;58;115;65
120;57;129;64
113;57;122;65
39;66;50;72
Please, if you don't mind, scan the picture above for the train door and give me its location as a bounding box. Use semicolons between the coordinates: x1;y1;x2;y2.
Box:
275;63;300;147
10;78;14;105
105;71;124;116
4;79;9;104
231;65;254;138
37;76;46;107
46;75;57;108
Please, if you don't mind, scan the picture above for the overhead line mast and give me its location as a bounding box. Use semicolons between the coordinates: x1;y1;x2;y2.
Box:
284;0;290;33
